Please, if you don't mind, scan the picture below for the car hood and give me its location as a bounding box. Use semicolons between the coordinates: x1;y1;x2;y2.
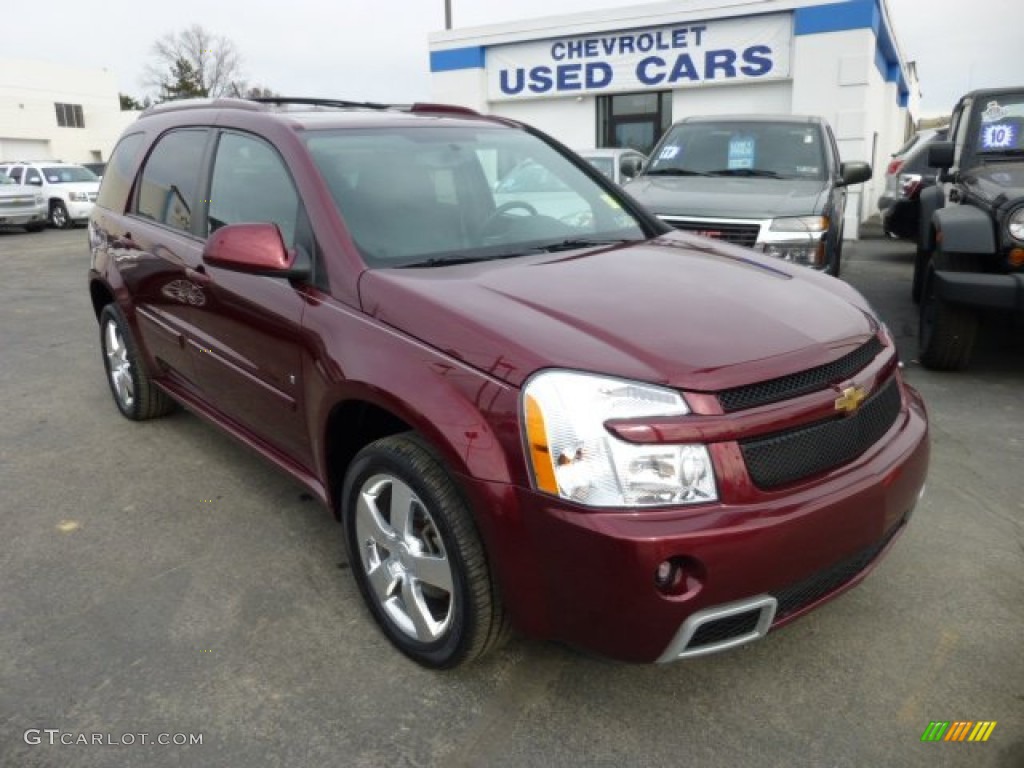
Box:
970;163;1024;204
624;176;829;220
358;233;877;391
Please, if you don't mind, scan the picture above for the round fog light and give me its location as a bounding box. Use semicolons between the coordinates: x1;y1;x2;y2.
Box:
655;560;675;588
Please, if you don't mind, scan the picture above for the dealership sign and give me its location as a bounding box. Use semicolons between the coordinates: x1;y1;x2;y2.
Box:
487;14;792;101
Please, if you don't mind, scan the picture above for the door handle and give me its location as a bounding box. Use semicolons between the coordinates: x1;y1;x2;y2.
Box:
185;266;211;285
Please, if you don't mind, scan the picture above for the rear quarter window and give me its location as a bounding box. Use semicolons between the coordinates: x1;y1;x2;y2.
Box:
96;133;145;211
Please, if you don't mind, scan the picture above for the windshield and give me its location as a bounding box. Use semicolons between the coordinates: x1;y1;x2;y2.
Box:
647;121;827;180
42;166;99;183
974;95;1024;154
305;125;644;267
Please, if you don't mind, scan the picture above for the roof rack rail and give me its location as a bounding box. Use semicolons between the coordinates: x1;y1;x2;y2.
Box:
141;97;261;117
409;102;479;116
249;97;392;111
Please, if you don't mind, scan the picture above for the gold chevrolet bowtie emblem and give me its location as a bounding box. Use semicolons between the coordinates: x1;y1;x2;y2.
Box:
834;385;867;414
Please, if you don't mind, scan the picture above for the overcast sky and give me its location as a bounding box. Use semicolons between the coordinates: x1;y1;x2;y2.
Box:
5;0;1021;115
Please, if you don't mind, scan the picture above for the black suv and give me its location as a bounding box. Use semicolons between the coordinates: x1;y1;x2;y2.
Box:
915;87;1024;370
878;128;947;241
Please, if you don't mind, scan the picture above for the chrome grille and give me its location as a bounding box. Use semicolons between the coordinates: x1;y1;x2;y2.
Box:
662;218;760;248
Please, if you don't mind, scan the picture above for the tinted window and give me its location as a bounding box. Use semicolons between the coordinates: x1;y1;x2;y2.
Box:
307;126;643;267
7;167;23;183
649;121;827;180
97;133;144;210
135;129;208;232
25;168;41;185
207;132;300;245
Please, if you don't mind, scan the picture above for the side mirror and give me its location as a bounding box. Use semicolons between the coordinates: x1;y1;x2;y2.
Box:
838;161;872;187
203;222;309;279
620;156;644;179
928;141;955;169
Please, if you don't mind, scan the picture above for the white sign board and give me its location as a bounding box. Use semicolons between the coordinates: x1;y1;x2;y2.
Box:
487;14;792;101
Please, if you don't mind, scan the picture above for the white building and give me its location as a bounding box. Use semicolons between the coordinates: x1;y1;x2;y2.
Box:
429;0;919;237
0;59;138;164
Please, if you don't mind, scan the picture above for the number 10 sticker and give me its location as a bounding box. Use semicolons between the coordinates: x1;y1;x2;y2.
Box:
981;123;1018;150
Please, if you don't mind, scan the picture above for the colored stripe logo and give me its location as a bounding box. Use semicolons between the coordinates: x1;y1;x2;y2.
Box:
921;721;997;742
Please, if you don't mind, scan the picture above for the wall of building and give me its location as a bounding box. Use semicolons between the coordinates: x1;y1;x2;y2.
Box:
0;58;138;163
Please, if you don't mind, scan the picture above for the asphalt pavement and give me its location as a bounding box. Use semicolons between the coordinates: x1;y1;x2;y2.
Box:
0;227;1021;768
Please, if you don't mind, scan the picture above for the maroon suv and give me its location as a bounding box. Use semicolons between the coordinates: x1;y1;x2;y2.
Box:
88;97;929;668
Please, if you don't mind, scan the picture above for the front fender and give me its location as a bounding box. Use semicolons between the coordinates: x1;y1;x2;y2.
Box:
933;204;996;254
918;185;944;250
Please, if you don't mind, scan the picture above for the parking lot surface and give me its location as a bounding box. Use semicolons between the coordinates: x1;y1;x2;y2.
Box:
1;228;1021;767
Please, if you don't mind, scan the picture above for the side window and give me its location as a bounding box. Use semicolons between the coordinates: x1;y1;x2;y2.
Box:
207;132;300;246
25;168;42;185
96;133;145;210
7;167;23;183
134;129;208;233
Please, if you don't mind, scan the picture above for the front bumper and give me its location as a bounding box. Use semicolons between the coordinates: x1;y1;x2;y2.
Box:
466;383;929;663
66;200;95;221
935;270;1024;313
0;209;47;226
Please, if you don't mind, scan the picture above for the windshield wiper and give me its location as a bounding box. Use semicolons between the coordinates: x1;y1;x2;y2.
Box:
535;237;638;253
399;255;492;268
645;168;711;177
707;168;787;178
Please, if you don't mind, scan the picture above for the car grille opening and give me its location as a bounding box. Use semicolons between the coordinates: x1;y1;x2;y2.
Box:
773;520;904;620
739;376;902;489
687;610;762;649
663;219;760;248
719;336;884;412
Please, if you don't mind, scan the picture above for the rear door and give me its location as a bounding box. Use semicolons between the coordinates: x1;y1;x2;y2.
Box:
120;128;212;392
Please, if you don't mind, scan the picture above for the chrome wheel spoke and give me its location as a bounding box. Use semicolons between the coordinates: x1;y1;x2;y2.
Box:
408;551;453;593
401;576;439;641
389;480;415;539
356;483;397;548
366;561;397;603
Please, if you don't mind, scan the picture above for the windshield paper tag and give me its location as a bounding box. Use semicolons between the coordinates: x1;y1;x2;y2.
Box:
658;145;679;161
728;137;755;169
981;101;1010;122
980;122;1019;150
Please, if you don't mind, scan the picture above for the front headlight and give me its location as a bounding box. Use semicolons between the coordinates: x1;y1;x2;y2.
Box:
1008;206;1024;242
522;370;717;507
770;216;829;233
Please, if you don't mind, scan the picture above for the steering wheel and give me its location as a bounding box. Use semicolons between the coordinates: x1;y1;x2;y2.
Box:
480;200;540;237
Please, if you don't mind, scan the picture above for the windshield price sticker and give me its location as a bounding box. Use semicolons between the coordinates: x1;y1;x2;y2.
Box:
658;145;680;160
980;122;1019;150
728;136;755;169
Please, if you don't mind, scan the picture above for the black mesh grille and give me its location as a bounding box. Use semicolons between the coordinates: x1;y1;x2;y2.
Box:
740;377;902;489
774;521;903;619
665;219;760;248
689;610;761;649
719;337;884;412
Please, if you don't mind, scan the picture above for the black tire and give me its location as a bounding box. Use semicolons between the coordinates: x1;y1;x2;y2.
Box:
918;252;980;371
911;242;929;304
25;223;45;233
828;237;843;278
49;200;72;229
98;304;174;420
341;433;508;668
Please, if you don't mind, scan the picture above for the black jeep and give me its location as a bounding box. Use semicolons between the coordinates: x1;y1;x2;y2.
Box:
915;87;1024;370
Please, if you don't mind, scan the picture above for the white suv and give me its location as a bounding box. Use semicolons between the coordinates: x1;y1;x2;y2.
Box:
0;174;47;232
0;162;100;228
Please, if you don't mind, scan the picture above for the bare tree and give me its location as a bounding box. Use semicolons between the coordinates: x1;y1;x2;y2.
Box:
144;25;245;99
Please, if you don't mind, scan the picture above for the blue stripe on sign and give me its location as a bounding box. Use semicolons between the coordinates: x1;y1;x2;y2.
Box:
899;91;908;108
794;0;879;36
430;46;485;72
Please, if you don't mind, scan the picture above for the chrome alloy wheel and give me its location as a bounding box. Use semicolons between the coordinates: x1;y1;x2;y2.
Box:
103;318;134;410
355;474;455;642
